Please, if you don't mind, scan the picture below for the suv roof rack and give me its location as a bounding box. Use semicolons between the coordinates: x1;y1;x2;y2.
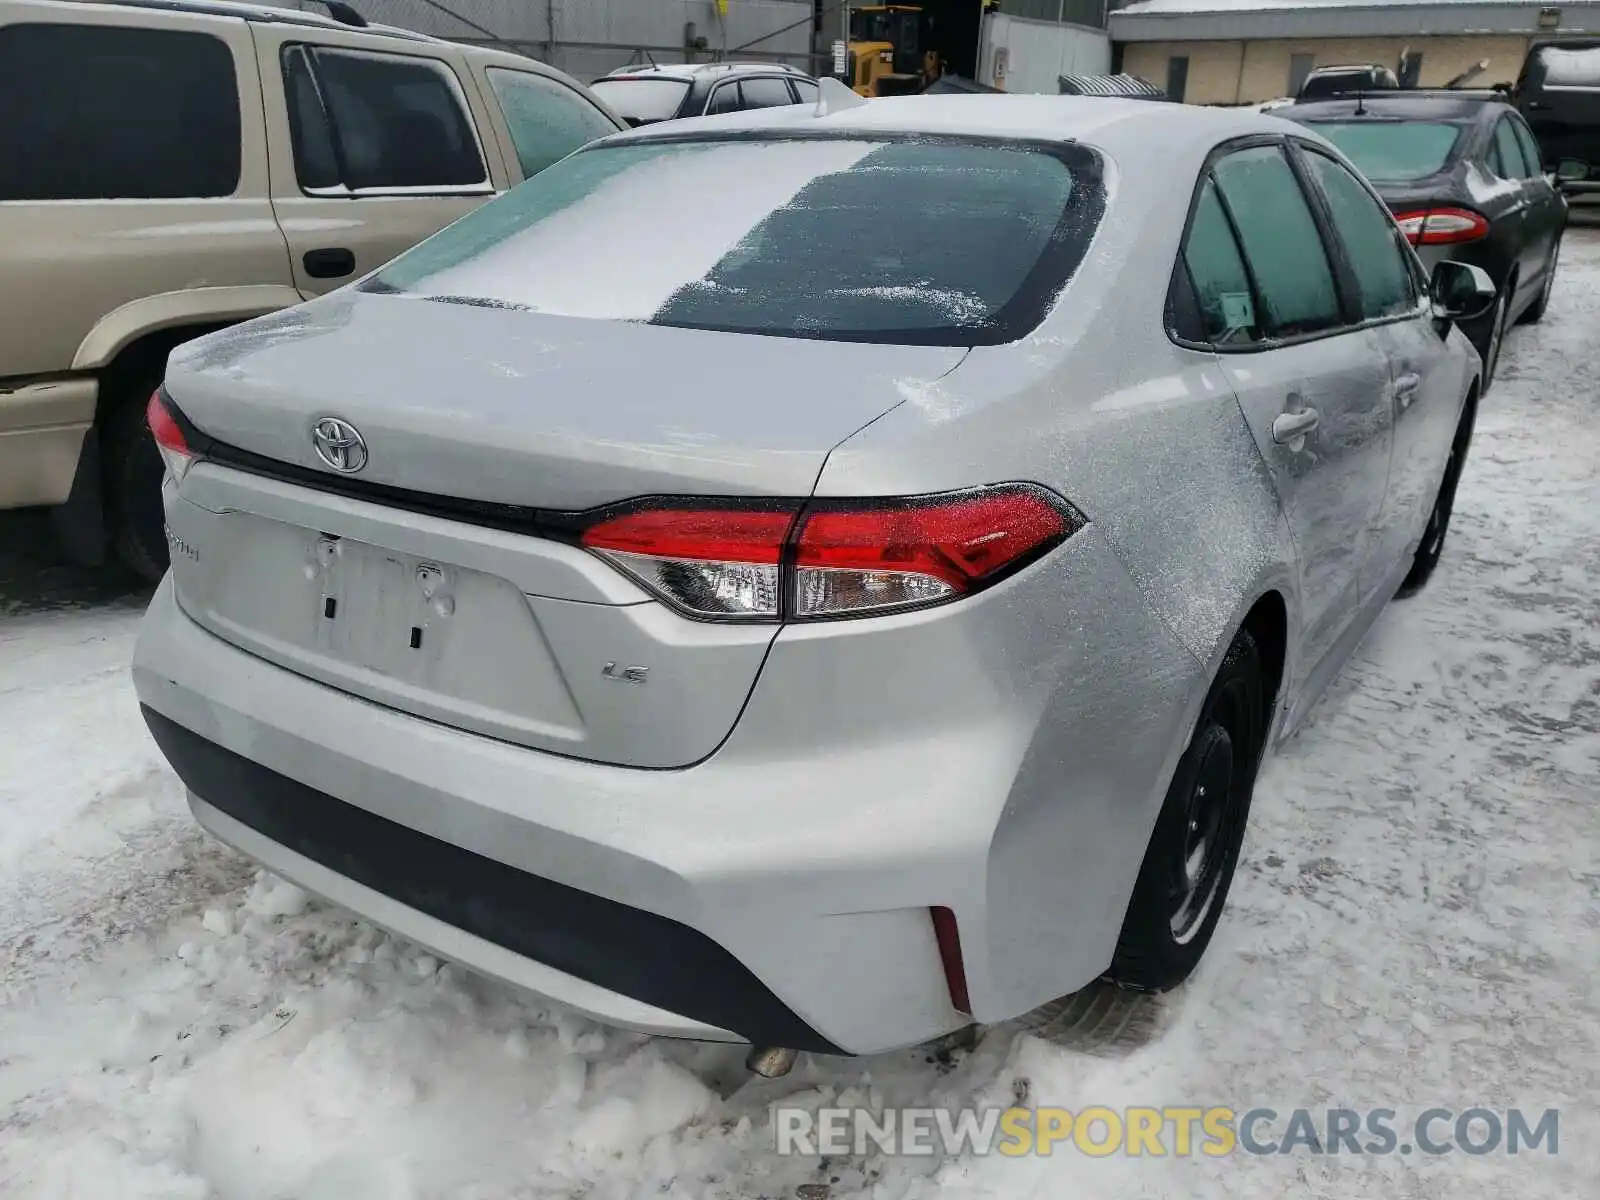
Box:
89;0;435;42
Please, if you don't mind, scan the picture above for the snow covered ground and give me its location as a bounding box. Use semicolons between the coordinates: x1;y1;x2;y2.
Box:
4;232;1598;1200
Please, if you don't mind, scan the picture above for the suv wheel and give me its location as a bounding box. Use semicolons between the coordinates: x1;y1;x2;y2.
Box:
1107;629;1264;992
103;374;169;583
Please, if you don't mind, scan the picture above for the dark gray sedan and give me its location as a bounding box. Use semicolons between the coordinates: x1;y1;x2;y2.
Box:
1284;90;1567;389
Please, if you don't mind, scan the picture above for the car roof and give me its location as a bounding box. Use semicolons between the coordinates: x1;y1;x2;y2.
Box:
601;62;810;82
609;91;1305;151
1282;92;1507;122
79;0;439;43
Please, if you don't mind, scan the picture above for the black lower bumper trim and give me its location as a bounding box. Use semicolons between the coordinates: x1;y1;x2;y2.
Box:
142;706;840;1054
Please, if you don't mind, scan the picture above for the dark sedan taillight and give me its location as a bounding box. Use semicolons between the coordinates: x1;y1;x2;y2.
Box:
579;484;1084;622
1392;207;1491;246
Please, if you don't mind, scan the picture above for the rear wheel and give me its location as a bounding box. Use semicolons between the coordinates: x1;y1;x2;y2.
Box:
1108;629;1264;992
1479;288;1509;393
1519;239;1559;325
103;373;169;583
1397;390;1476;597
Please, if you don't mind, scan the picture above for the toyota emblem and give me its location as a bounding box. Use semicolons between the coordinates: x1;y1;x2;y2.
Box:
311;417;369;474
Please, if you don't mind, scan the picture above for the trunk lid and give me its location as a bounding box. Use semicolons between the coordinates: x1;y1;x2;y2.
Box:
162;292;962;768
165;289;965;510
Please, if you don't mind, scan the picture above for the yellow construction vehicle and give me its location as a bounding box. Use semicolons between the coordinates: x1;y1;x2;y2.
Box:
847;5;939;97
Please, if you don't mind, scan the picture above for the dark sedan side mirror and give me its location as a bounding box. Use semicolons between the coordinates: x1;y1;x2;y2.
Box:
1430;260;1496;322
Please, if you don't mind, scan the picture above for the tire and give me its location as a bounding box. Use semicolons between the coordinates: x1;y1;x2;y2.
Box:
1397;391;1476;598
1107;629;1264;992
1518;239;1559;325
1477;287;1509;395
103;373;169;583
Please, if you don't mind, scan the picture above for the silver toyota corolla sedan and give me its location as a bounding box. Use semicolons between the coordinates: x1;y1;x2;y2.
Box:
133;90;1493;1058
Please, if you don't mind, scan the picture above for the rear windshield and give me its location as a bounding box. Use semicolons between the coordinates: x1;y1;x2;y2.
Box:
364;135;1104;346
589;78;691;124
1303;120;1465;181
1532;46;1600;87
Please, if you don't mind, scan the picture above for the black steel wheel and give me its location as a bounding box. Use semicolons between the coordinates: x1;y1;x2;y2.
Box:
1108;629;1264;991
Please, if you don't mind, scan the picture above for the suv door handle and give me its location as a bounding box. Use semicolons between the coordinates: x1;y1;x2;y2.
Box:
1394;372;1422;407
304;247;356;279
1272;407;1320;444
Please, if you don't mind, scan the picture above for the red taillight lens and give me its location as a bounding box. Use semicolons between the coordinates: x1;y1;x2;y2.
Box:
794;485;1076;618
579;506;798;619
1392;207;1490;246
146;388;196;483
578;484;1081;622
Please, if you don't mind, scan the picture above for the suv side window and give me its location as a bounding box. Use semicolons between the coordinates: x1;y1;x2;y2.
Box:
1211;144;1343;337
740;77;799;109
793;79;820;104
1300;148;1415;319
486;68;617;179
283;46;487;192
1508;116;1545;176
0;22;240;200
1491;118;1531;180
1180;177;1261;346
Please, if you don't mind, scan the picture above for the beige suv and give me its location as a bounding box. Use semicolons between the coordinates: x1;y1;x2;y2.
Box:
0;0;623;578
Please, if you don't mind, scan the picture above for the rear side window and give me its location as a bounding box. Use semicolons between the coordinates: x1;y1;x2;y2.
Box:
1181;178;1260;345
1211;145;1342;337
1300;120;1463;182
365;136;1105;346
1491;118;1531;179
1301;149;1415;319
486;68;618;179
1510;118;1545;174
706;83;741;115
739;77;799;109
283;46;486;192
794;79;820;103
0;22;240;200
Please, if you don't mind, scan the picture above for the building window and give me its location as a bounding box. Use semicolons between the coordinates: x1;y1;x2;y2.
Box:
1166;55;1189;102
1288;53;1316;95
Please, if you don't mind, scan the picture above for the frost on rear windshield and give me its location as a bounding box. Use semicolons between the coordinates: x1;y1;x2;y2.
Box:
1305;120;1465;181
364;137;1101;345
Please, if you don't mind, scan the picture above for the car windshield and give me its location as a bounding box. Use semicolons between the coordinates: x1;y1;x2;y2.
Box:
588;78;691;125
1303;120;1465;181
363;136;1101;346
1534;46;1600;87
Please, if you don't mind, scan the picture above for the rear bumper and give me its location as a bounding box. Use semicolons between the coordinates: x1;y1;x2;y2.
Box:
134;515;1204;1053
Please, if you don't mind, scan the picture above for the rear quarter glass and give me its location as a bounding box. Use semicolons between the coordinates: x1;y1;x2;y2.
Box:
362;133;1107;346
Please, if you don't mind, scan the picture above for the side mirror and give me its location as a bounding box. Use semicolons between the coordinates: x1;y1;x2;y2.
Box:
1430;260;1496;322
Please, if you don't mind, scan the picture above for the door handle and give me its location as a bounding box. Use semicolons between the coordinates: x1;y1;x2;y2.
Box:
303;247;356;279
1394;372;1421;408
1272;407;1320;445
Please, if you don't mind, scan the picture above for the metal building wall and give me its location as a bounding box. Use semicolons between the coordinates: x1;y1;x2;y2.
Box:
274;0;817;80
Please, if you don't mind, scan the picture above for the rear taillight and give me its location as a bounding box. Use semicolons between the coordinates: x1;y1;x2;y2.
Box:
1392;207;1490;246
146;388;196;484
579;484;1082;622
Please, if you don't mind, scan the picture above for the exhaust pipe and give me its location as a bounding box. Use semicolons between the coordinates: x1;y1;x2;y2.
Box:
746;1046;799;1078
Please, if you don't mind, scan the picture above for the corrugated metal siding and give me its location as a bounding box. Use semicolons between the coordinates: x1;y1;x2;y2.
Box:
268;0;815;76
1111;0;1600;41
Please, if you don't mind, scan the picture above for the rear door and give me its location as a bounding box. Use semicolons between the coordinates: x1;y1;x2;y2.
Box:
253;24;511;296
1508;112;1565;278
1187;142;1394;672
1295;140;1460;585
1488;113;1548;311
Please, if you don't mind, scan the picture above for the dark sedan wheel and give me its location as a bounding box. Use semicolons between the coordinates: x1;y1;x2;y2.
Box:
1397;390;1477;597
1480;289;1508;393
1108;629;1264;991
1519;240;1559;325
